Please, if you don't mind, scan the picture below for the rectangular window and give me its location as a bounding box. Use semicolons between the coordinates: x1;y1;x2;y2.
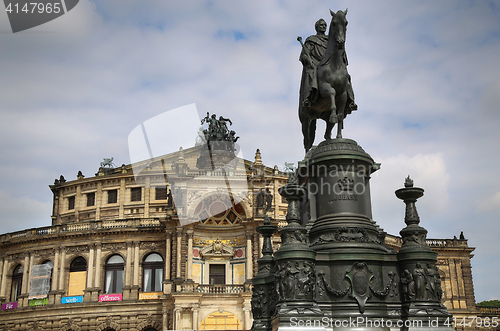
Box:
131;187;142;202
209;264;225;285
68;196;75;210
155;187;168;200
87;192;95;207
107;189;118;204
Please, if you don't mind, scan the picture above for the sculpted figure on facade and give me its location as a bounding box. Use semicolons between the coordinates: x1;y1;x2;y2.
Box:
401;269;415;301
413;263;427;300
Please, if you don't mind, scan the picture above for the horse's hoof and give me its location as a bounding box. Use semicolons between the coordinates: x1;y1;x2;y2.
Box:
329;114;338;123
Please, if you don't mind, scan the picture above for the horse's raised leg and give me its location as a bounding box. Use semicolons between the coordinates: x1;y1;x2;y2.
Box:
319;83;337;124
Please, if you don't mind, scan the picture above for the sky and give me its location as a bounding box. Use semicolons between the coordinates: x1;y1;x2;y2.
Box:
1;0;500;303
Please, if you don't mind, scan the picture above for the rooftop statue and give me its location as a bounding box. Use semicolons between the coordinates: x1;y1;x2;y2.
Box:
200;112;239;151
298;9;357;151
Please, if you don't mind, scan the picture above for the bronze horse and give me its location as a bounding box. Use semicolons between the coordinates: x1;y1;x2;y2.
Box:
299;9;352;151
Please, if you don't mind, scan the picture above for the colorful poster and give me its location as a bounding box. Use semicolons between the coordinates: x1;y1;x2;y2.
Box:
1;302;17;310
61;295;83;304
29;298;48;306
98;294;122;302
139;292;161;300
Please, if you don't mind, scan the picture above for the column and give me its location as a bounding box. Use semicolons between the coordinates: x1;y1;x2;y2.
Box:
133;242;140;286
119;178;126;219
165;232;171;281
0;258;9;298
164;232;173;294
192;307;199;330
94;244;102;288
176;227;183;279
58;248;66;291
52;248;60;291
174;307;182;330
87;245;94;289
144;177;150;218
21;254;29;295
76;184;82;212
243;307;252;330
186;229;193;281
125;242;132;287
122;242;133;300
96;181;102;220
245;230;253;280
26;252;34;295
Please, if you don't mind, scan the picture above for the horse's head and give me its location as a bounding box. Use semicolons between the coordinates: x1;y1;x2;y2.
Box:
328;8;348;49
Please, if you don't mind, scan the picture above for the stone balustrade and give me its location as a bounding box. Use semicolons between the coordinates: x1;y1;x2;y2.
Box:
174;284;245;294
0;218;164;242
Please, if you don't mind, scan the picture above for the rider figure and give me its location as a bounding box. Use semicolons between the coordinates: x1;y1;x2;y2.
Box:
299;19;357;113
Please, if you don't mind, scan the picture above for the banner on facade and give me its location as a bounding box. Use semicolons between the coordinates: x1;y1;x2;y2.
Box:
61;295;83;304
29;298;48;306
99;294;122;302
28;264;52;299
1;302;17;310
139;292;161;300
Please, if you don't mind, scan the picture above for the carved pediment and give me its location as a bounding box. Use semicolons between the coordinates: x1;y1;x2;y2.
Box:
200;239;234;258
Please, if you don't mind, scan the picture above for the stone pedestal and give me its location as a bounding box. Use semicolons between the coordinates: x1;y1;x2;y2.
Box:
396;177;452;331
304;139;400;321
271;175;322;330
196;142;237;170
251;216;278;331
252;138;454;331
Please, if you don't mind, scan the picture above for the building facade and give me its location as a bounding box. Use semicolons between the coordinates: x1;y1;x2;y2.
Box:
0;146;480;331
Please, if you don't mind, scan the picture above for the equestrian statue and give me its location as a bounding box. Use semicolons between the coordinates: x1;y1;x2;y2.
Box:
298;9;357;152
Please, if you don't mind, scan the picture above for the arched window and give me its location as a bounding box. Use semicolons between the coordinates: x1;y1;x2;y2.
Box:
104;255;124;294
68;256;87;296
142;253;163;292
10;265;23;302
70;256;87;272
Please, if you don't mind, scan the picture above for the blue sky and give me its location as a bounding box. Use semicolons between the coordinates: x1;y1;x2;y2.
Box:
1;0;500;303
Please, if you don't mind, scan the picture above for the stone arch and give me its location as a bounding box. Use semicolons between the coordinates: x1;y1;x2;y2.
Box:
34;257;53;266
101;251;126;264
96;320;121;331
189;191;249;226
199;310;243;330
133;319;162;331
139;250;164;264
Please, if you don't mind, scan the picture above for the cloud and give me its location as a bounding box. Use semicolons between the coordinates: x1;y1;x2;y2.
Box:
0;0;499;302
0;191;51;233
476;192;500;213
370;153;450;235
